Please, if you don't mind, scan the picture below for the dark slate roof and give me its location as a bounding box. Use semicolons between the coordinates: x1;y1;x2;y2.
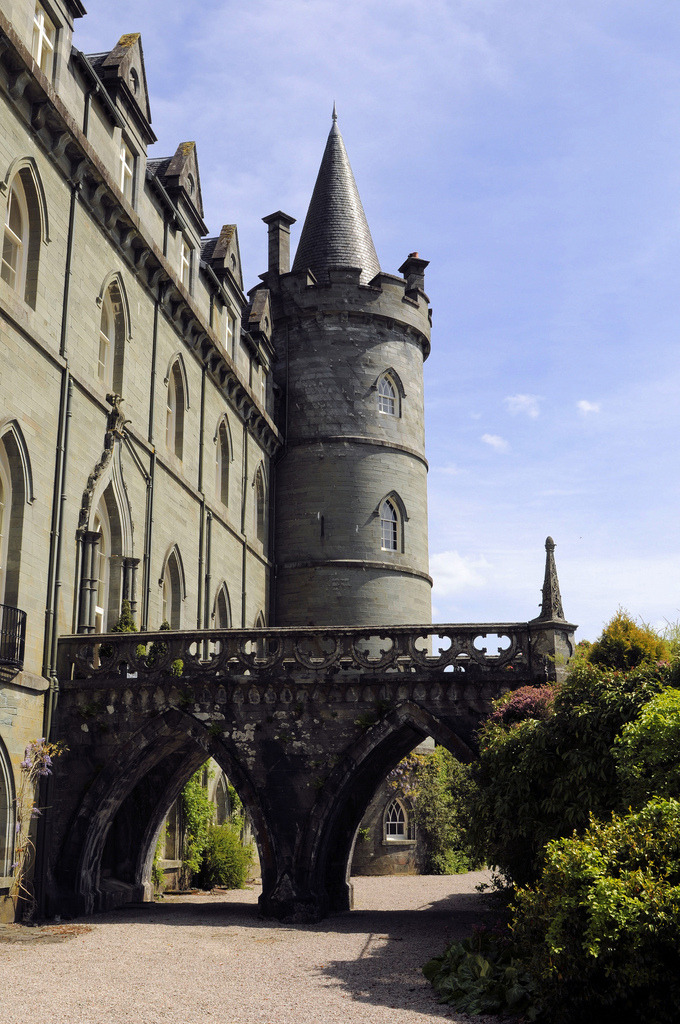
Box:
292;114;380;285
201;236;219;261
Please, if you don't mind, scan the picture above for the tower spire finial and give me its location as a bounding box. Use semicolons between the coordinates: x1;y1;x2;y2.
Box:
534;536;566;622
332;101;337;122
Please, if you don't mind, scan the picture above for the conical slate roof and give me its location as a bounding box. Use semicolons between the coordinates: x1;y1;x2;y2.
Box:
292;112;380;284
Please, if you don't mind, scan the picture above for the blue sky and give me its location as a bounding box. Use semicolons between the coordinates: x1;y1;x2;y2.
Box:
77;0;680;642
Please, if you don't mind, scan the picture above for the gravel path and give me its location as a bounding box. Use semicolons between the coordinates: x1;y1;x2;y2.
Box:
0;871;502;1024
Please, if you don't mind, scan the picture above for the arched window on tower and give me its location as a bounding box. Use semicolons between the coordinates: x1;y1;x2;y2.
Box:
254;466;266;544
166;361;186;460
215;418;231;506
380;498;399;552
377;374;397;416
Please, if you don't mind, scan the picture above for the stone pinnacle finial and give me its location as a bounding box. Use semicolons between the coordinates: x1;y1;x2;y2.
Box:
535;536;566;622
332;101;337;122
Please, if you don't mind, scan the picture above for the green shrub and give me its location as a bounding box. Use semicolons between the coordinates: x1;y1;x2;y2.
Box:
196;821;253;889
511;798;680;1024
615;688;680;805
467;659;668;884
587;609;668;670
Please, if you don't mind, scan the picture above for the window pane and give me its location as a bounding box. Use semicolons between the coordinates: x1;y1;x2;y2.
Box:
380;500;398;550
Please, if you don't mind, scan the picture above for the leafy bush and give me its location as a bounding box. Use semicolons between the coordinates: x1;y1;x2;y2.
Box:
615;688;680;805
181;768;214;881
423;925;540;1020
511;798;680;1024
467;659;668;884
391;746;480;874
587;609;669;670
196;821;253;889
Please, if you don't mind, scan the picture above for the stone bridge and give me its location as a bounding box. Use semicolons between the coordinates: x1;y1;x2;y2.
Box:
45;616;574;921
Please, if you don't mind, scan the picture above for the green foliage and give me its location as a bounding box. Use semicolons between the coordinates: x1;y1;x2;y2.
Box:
467;659;668;884
391;746;480;874
587;609;669;671
111;598;137;633
423;926;541;1019
144;620;183;676
151;825;166;890
196;821;253;890
511;798;680;1024
180;769;214;881
615;688;680;806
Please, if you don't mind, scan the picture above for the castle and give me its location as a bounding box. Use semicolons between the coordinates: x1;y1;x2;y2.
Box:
0;1;439;912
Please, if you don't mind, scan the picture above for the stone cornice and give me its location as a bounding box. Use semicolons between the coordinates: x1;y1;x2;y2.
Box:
283;434;428;468
0;14;282;457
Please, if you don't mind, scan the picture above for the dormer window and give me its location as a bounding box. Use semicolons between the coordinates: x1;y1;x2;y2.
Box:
119;140;134;202
180;238;191;290
32;3;55;78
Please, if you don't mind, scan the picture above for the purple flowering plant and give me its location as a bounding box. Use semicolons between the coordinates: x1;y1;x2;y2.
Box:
10;737;67;918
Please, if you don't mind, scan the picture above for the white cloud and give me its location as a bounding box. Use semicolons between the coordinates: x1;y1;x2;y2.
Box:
481;433;510;452
430;551;492;596
577;400;601;416
437;463;462;476
504;393;541;418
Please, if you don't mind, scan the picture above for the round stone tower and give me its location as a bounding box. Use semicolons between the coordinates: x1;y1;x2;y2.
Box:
256;113;432;626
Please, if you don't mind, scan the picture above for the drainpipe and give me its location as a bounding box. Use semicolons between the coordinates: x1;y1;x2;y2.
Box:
38;179;78;918
204;510;212;629
240;423;248;627
142;299;160;629
43;180;78;696
197;366;206;629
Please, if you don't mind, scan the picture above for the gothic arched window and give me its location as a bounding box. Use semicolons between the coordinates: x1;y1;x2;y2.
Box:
2;177;29;297
166;361;186;460
254;467;266;544
98;291;114;385
380;498;399;552
0;738;14;883
1;165;45;309
215;418;231;506
161;547;184;629
377;374;397;416
92;499;111;634
213;583;231;628
384;799;407;840
0;448;9;606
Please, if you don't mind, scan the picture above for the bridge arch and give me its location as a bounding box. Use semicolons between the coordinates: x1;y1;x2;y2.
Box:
56;708;274;915
262;701;474;920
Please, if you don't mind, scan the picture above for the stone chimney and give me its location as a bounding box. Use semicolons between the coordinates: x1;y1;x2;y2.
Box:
399;253;429;295
263;211;296;276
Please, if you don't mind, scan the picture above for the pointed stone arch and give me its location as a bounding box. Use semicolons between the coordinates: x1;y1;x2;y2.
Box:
212;581;232;628
0;419;34;505
0;419;34;607
375;367;406;398
58;708;274;914
163;352;191;409
286;701;473;919
96;270;133;342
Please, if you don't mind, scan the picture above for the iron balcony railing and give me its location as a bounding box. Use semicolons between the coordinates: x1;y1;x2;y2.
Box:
0;603;26;670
